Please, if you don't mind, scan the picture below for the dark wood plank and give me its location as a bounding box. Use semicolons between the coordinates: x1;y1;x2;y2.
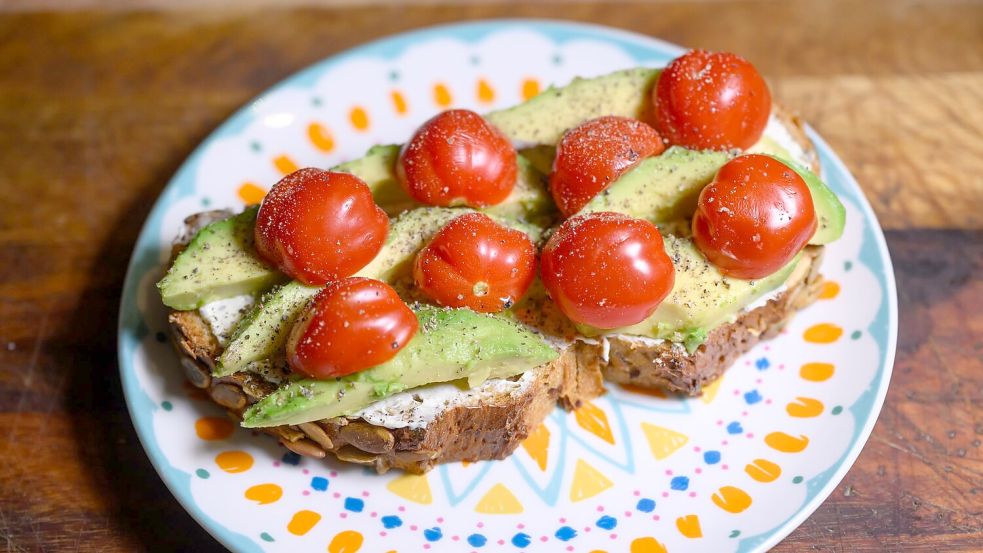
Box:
0;3;980;551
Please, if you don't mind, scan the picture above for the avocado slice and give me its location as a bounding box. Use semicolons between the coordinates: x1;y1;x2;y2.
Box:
578;147;734;222
241;306;558;428
773;157;846;245
157;207;287;310
216;207;469;376
332;144;415;217
577;235;800;347
333;145;554;226
485;67;661;145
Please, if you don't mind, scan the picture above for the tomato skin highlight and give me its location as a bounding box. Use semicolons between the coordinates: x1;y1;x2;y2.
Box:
397;109;517;207
286;278;418;379
550;116;665;217
654;50;772;150
413;213;537;313
692;154;817;279
254;168;388;286
540;212;675;329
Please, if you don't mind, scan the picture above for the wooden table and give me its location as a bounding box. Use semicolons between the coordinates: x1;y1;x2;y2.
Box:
0;1;980;551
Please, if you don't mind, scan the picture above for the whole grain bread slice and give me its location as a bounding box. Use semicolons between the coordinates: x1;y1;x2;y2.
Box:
164;105;826;473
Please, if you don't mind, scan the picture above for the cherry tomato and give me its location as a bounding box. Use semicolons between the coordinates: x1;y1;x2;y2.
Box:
254;168;388;285
413;213;536;313
692;154;817;279
550;116;665;217
286;277;418;379
397;109;517;207
654;50;771;150
540;212;675;328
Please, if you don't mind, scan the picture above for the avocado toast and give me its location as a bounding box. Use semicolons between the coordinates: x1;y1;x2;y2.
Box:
159;62;843;473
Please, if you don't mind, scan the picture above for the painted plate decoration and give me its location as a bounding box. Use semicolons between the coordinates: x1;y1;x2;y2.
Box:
119;20;897;553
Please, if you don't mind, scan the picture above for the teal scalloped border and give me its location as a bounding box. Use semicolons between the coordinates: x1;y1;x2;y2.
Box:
117;19;897;553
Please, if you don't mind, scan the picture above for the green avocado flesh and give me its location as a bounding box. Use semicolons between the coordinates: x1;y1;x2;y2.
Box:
777;157;846;245
577;235;800;345
242;306;558;428
333;146;554;227
157;207;286;310
486;67;661;145
332;144;414;217
578;147;734;222
216;207;469;376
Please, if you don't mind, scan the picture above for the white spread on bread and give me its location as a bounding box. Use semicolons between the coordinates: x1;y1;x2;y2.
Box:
762;113;812;169
200;294;255;346
352;370;539;430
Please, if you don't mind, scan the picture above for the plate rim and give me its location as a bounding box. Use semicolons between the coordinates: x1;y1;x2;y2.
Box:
116;18;898;553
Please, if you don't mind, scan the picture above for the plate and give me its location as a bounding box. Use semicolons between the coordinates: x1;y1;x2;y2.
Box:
118;20;897;553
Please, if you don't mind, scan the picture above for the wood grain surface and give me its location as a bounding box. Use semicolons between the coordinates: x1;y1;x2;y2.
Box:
0;2;980;551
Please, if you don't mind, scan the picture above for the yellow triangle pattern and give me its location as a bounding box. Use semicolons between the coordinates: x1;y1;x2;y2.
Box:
700;376;722;404
521;423;550;471
641;423;689;460
574;401;615;444
386;473;432;505
475;483;524;514
570;459;613;502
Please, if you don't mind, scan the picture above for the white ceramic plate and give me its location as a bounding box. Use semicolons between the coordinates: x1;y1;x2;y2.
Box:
119;20;897;553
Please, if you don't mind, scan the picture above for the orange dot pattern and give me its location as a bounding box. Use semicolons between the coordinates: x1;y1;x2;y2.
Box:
804;323;843;343
244;483;282;505
433;83;453;107
215;450;253;473
819;280;841;299
800;362;835;382
349;107;370;131
307;122;335;152
786;397;824;418
237;182;267;206
287;509;321;536
745;458;782;482
521;78;540;100
477;78;496;103
390;90;408;115
273;155;299;175
328;530;364;553
195;417;234;441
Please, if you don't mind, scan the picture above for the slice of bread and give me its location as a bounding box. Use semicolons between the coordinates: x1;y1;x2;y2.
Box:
164;105;825;473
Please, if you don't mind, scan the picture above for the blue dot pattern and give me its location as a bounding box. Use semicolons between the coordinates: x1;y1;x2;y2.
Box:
512;533;531;548
381;515;402;529
467;534;487;547
744;390;762;404
344;497;364;512
310;477;328;491
726;421;743;434
636;498;656;512
704;450;721;464
670;476;690;491
554;526;577;541
755;357;770;370
596;515;617;530
423;527;443;541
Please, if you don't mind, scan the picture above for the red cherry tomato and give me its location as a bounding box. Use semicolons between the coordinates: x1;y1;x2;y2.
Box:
550;116;665;217
692;154;817;279
540;212;675;329
286;277;418;379
654;50;771;150
254;168;388;285
397;109;517;207
413;213;536;313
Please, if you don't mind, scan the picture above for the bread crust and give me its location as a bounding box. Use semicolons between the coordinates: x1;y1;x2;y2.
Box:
164;103;826;472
